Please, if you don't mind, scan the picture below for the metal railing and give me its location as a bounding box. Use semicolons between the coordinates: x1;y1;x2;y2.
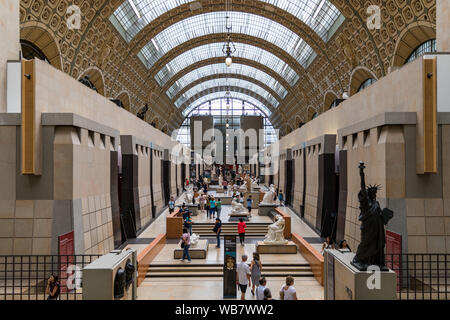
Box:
386;253;450;300
0;255;101;300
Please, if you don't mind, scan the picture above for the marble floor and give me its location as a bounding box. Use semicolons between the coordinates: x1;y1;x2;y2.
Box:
128;189;325;300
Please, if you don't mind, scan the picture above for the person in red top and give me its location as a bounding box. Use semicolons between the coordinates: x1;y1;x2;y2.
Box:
238;218;247;246
185;178;189;186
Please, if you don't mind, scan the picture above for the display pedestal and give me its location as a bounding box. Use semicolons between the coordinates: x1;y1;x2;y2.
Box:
324;249;397;300
256;241;297;254
186;204;198;216
258;204;277;216
174;239;209;259
244;191;260;208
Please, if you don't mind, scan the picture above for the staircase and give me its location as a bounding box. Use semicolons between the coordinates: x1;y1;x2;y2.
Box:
192;223;270;237
145;263;314;279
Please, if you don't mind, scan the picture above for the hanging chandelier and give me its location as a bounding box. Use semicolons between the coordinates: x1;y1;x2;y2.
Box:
222;1;236;67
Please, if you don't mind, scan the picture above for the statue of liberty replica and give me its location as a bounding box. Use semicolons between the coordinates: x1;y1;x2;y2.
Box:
351;162;394;271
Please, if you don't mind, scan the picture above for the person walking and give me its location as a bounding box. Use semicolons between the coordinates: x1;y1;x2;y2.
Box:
238;218;247;246
213;218;222;248
184;211;193;235
209;197;216;219
199;194;205;213
168;196;175;214
205;196;211;218
236;255;251;300
250;252;262;296
279;276;297;300
256;277;267;301
180;228;191;263
278;190;284;206
216;198;222;218
46;274;60;300
246;195;253;218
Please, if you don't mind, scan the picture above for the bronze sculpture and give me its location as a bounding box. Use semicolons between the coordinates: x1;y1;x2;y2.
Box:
351;162;393;271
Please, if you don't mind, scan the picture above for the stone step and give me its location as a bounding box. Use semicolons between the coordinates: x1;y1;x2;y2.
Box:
145;271;314;278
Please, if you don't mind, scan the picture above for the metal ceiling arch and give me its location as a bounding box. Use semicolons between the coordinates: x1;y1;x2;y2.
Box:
161;56;293;96
178;85;276;115
171;73;283;104
174;77;280;109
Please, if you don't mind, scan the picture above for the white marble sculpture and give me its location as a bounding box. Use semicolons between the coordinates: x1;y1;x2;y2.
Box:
230;197;248;215
239;180;247;192
218;174;223;186
264;215;288;245
184;185;194;204
251;178;259;189
190;233;200;247
261;184;275;204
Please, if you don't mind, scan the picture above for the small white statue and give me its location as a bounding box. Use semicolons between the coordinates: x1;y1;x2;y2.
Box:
191;233;200;247
184;185;194;204
230;197;248;215
261;184;275;204
239;180;247;192
218;174;223;186
238;166;242;174
264;215;288;245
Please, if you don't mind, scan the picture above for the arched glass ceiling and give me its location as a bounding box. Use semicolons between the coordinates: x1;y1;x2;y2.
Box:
110;1;343;43
183;91;272;117
175;78;279;109
167;63;287;100
139;11;315;70
152;42;299;87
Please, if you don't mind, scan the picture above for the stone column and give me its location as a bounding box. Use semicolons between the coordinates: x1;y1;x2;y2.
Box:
0;0;20;113
437;0;450;51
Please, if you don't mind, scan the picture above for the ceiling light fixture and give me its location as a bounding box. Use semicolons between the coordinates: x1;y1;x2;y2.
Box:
222;1;236;67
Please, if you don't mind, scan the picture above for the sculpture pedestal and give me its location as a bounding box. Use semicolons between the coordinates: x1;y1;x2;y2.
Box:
244;191;260;208
218;196;233;205
186;204;198;216
258;204;277;216
324;249;397;300
174;239;209;259
256;241;297;254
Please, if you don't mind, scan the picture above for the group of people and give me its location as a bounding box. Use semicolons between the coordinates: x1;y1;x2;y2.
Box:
198;194;222;219
236;254;298;300
321;236;352;254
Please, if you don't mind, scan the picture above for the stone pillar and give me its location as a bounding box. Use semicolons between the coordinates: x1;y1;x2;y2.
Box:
437;0;450;51
0;0;20;113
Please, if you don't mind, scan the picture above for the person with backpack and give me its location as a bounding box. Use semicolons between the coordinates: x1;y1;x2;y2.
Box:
180;228;191;263
278;190;284;206
213;218;222;248
279;276;297;300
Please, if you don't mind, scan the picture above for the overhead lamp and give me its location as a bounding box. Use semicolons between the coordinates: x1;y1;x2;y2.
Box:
222;15;236;67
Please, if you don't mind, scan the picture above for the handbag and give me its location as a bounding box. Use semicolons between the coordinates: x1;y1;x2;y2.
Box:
181;237;185;248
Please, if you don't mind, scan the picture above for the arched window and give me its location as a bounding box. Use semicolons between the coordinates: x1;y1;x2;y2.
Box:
21;40;50;63
406;39;436;64
357;78;377;93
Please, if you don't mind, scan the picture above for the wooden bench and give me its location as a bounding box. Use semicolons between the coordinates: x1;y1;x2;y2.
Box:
166;208;182;239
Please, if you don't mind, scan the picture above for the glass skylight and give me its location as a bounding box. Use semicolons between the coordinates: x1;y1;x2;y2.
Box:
175;78;279;109
152;42;299;87
183;92;272;117
110;1;343;43
139;11;315;70
166;63;287;100
260;0;343;41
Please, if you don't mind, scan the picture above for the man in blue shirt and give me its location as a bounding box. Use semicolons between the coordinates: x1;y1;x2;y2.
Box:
168;196;175;213
246;195;253;218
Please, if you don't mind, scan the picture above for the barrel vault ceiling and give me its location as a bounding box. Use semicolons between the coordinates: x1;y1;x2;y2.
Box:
19;0;436;136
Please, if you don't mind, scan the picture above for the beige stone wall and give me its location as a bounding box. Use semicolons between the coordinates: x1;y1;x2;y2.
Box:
437;0;450;52
278;154;285;194
55;127;114;255
138;145;152;228
292;148;304;212
152;149;163;213
343;126;406;251
304;144;319;228
0;0;20;113
170;160;177;198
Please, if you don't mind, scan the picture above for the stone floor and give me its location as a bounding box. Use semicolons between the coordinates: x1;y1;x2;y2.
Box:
128;190;325;300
